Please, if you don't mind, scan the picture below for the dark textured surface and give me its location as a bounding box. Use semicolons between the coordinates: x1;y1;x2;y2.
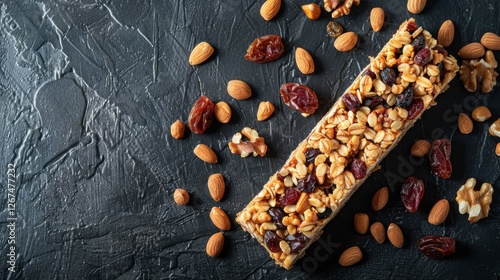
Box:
1;0;499;279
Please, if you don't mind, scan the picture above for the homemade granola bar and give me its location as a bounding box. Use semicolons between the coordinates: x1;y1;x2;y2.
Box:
235;18;459;269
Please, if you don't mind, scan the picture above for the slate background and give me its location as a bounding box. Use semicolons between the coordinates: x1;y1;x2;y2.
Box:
0;0;499;279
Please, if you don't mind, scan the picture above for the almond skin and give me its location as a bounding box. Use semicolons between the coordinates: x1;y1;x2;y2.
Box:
227;80;252;100
407;0;426;14
458;42;485;59
354;213;369;234
257;101;274;121
428;199;450;225
208;173;225;202
301;3;321;20
480;32;500;51
194;144;218;164
206;232;224;257
410;140;431;157
210;207;231;230
189;42;214;65
334;32;358;52
370;222;386;244
387;223;404;248
295;47;315;74
214;102;232;123
260;0;281;21
458;113;473;134
438;20;455;47
372;187;389;211
296;192;310;213
170;120;185;139
173;188;189;205
496;143;500;156
338;246;362;267
370;7;385;32
471;106;492;122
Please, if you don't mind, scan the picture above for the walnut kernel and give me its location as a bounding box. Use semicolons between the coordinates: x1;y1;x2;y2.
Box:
455;178;494;223
228;127;268;157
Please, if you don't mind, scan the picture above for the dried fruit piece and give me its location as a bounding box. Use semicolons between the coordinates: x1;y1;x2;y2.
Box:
429;138;452;179
170;120;186;139
471;106;492;122
227;80;252;100
339;246;362;267
229;127;268;157
174;188;189;205
244;35;284;63
285;233;308;254
354;213;369;234
208;173;225;202
189;42;214;65
334;32;358;52
206;232;224;257
350;158;366;179
417;236;456;259
400;176;424;213
387;223;404;248
257;101;275;121
411;35;425;52
363;96;384;109
414;48;432;66
458;113;473;134
370;222;386;244
342;93;361;112
210;207;231;230
280;83;319;116
372;186;389;211
370;7;384;32
214;101;232;123
407;98;424;120
296;173;317;193
194;144;218;163
280;187;300;205
437;20;455;47
458;42;485;60
260;0;281;21
428;199;449;225
295;47;315;75
410;140;431;157
380;68;397;86
268;207;286;229
407;0;426;14
396;87;414;108
188;96;214;134
264;230;282;253
302;3;321;20
326;21;344;37
480;32;500;51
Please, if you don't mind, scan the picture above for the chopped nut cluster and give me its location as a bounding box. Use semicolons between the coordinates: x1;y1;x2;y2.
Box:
459;50;498;93
455;178;494;223
324;0;361;18
229;127;268;157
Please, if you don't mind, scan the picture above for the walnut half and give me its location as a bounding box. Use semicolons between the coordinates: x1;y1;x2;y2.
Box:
455;178;494;223
228;127;268;157
459;50;498;93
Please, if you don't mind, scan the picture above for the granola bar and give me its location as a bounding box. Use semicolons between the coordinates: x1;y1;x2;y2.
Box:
235;18;459;269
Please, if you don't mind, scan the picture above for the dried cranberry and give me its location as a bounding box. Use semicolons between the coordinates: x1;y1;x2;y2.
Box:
406;21;418;34
400;176;424;212
350;158;366;179
264;231;282;253
380;68;397;86
316;207;332;219
268;207;286;229
411;35;426;52
429;138;452;179
414;48;432;66
342;93;361;112
280;187;300;205
363;96;385;109
277;173;284;182
365;69;376;79
407;98;424;120
280;83;319;115
433;45;448;57
296;173;317;193
396;87;414;108
305;148;321;164
188;96;214;134
285;233;309;254
417;236;456;259
244;35;284;63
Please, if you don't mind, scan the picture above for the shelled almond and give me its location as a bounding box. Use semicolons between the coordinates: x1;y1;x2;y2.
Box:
174;188;190;205
428;199;449;225
214;102;232;123
334;32;358;52
370;222;386;244
194;144;218;163
302;3;321;20
458;42;485;59
437;20;454;47
372;187;389;211
189;42;214;65
295;47;315;74
480;32;500;51
411;140;431;157
206;232;225;257
370;7;384;32
387;223;404;248
471;106;492;122
208;173;225;202
170;120;185;139
227;80;252;100
354;213;369;234
458;113;473;134
338;246;363;267
260;0;281;21
407;0;426;14
210;207;231;230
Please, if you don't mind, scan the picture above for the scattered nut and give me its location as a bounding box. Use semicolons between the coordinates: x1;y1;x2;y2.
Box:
458;113;473;134
471;106;492;122
459;50;498;93
437;20;454;47
260;0;281;21
455;178;494;223
189;42;214;66
410;140;431;157
210;207;231;230
458;42;485;60
372;187;389;211
214;101;232;123
334;31;358;52
326;21;344;37
354;213;369;234
323;0;342;12
428;199;450;225
480;32;500;51
496;143;500;156
387;223;404;248
295;47;315;75
194;144;218;163
174;188;189;205
489;118;500;137
296;192;310;213
208;173;225;202
370;222;386;244
257;101;275;121
407;0;426;14
331;0;360;18
302;3;321;20
227;80;252;100
338;246;362;267
170;120;185;139
206;232;224;257
370;7;384;32
228;127;268;157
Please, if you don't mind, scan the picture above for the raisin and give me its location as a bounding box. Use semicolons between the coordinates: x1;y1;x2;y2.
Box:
417;236;456;259
342;93;361;112
411;35;426;52
280;187;300;205
433;45;448;57
305;148;321;164
264;230;282;253
280;83;319;115
400;176;424;212
268;207;286;229
188;96;214;134
285;233;309;254
414;48;432;66
363;96;385;109
316;207;332;219
407;98;424;119
350;158;366;179
380;68;397;86
396;87;414;108
365;69;376;79
296;173;317;193
326;21;344;37
406;21;418;34
244;35;284;63
429;138;452;179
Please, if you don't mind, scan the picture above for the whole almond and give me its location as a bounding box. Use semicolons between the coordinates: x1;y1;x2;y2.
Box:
210;207;231;230
480;32;500;51
206;232;224;257
173;188;189;205
214;102;232;123
296;192;310;214
458;113;473;134
354;213;369;234
387;223;404;248
208;173;225;202
260;0;281;21
189;42;214;65
370;7;385;32
257;101;275;121
372;187;389;211
407;0;426;14
428;199;450;225
227;80;252;100
301;3;321;20
472;106;492;122
334;32;358;52
295;47;315;75
490;118;500;137
458;42;485;59
170;120;185;139
496;143;500;156
338;246;362;267
194;144;218;163
437;20;455;47
410;140;431;157
370;222;386;244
